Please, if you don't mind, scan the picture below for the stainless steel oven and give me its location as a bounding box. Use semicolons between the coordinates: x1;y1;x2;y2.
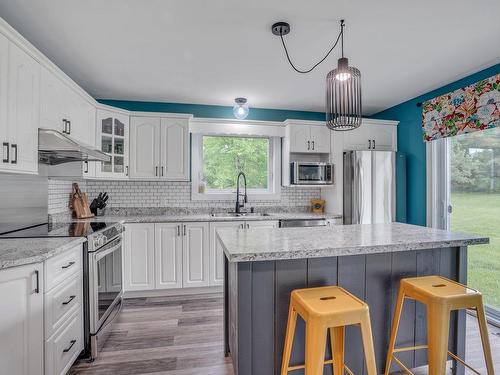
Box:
290;162;334;185
85;224;123;360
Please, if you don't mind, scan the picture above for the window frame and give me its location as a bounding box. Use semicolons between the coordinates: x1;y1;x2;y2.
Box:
191;133;281;201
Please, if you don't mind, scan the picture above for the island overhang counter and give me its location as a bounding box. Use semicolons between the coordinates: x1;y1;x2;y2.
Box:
217;223;488;375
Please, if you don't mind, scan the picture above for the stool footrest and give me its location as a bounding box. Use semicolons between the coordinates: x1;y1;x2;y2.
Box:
389;348;482;375
287;361;353;374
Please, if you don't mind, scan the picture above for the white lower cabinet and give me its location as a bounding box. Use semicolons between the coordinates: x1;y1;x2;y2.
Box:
44;244;83;375
124;222;210;291
208;220;279;286
182;222;210;288
155;223;183;289
123;223;155;291
0;263;44;375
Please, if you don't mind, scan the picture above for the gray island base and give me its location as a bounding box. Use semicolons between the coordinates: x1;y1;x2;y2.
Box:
218;223;488;375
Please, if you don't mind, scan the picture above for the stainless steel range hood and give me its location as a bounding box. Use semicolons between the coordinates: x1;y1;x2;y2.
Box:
38;129;111;165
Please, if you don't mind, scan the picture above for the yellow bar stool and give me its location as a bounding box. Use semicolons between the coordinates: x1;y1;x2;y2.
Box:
385;275;495;375
281;285;377;375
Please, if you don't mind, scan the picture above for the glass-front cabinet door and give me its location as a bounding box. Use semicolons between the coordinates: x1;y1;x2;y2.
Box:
95;109;129;179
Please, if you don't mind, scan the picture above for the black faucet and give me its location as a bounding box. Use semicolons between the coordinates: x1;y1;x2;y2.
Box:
235;172;248;214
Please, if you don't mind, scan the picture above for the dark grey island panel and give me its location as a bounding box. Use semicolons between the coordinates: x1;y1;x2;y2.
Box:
225;247;467;375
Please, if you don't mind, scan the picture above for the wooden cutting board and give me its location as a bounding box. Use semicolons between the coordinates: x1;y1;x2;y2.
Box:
70;183;94;219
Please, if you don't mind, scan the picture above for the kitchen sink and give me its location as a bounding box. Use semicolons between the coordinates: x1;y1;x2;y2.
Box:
210;212;271;218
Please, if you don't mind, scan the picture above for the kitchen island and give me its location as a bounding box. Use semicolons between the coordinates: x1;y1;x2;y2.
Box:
217;223;488;375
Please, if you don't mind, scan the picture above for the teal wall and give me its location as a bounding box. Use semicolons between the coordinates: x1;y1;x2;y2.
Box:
97;99;326;122
372;63;500;226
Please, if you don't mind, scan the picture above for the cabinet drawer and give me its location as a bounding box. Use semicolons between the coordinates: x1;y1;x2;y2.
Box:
45;244;82;291
45;271;82;339
45;309;83;375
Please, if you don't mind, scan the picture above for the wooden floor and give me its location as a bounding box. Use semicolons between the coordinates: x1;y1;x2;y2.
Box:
71;294;500;374
70;293;233;375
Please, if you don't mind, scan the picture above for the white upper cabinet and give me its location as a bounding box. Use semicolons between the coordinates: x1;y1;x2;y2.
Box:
129;116;161;178
155;223;183;289
289;124;310;153
342;120;397;151
288;122;331;153
0;263;44;375
309;125;331;153
40;66;67;134
129;115;190;180
6;41;40;174
160;117;189;180
0;33;9;169
40;67;95;146
95;109;129;179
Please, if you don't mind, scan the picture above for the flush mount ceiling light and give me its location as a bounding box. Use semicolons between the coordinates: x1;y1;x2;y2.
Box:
233;97;249;120
272;20;362;131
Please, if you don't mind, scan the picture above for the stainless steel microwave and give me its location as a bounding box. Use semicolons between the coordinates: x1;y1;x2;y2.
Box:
290;162;334;185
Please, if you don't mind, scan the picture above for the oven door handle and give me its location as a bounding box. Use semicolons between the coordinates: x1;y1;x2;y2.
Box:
94;239;122;262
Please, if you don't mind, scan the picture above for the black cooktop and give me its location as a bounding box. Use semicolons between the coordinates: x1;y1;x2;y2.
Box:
0;221;109;238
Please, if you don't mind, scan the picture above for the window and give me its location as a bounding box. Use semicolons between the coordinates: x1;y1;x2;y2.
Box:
192;134;280;200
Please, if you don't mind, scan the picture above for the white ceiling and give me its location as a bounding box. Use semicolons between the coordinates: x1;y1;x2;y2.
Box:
0;0;499;115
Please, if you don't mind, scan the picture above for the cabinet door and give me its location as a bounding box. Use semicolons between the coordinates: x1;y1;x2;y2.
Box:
182;222;209;288
0;34;8;170
129;116;160;178
155;223;183;289
40;66;66;133
247;220;279;229
66;90;94;146
0;263;44;375
160;117;189;180
7;42;40;174
123;224;155;291
95;109;129;179
309;125;331;153
371;124;397;151
342;123;372;151
289;125;311;153
209;221;241;286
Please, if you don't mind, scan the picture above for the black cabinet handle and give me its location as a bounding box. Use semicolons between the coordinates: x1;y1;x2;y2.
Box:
62;119;67;134
125;166;129;176
155;166;158;176
307;141;310;150
61;261;75;269
183;225;186;236
312;141;315;150
84;161;89;173
372;139;376;149
11;144;17;164
2;142;9;163
161;166;164;177
67;120;71;135
177;225;180;237
368;140;372;149
63;340;76;353
62;295;76;305
34;270;40;293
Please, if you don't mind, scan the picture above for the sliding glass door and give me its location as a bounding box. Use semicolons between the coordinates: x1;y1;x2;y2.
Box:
449;127;500;318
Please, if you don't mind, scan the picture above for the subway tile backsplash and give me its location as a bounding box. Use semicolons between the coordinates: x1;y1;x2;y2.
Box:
48;179;321;215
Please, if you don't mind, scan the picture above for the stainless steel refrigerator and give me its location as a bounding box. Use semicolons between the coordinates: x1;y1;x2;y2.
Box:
343;150;402;224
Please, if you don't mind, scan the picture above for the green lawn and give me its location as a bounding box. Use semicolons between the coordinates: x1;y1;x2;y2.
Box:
451;193;500;308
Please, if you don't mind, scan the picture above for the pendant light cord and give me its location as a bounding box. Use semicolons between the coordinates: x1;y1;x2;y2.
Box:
279;23;343;74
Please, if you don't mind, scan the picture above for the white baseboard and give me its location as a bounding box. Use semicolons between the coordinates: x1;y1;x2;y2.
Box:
123;286;223;299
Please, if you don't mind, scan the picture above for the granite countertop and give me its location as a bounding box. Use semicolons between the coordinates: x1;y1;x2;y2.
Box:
69;212;343;224
217;222;489;262
0;237;86;270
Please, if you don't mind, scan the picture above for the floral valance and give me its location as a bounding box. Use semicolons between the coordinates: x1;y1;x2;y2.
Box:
422;73;500;142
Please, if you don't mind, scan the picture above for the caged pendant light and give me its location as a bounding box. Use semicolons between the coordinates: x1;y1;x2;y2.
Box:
272;19;362;131
326;21;362;131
